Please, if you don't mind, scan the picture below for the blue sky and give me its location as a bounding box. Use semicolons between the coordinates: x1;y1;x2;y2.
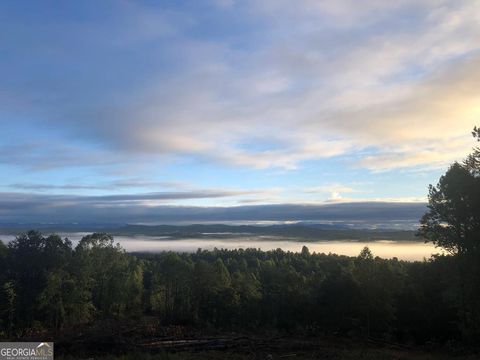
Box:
1;0;480;215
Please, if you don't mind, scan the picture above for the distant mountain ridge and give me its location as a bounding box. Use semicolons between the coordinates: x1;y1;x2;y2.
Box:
113;223;418;241
0;222;418;241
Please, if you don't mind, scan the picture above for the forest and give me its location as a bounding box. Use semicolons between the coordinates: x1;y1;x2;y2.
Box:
0;231;479;359
0;231;462;341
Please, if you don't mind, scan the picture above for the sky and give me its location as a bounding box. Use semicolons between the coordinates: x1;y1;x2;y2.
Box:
1;0;480;222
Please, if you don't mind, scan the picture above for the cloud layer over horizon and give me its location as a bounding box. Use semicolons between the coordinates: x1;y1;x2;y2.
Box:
0;191;426;225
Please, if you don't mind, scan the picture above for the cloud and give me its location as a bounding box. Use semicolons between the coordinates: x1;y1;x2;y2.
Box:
1;0;479;175
7;179;186;191
329;55;480;170
0;189;270;222
303;184;357;201
0;191;427;224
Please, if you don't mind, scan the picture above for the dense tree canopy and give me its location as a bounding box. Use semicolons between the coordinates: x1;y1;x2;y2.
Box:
0;233;467;346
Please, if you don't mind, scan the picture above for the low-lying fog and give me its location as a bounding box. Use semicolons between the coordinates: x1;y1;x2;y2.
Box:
0;233;441;261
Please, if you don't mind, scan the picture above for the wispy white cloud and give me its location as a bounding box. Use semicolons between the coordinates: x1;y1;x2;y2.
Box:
1;0;479;176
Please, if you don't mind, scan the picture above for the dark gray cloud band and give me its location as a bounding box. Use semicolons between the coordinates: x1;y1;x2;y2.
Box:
0;191;427;224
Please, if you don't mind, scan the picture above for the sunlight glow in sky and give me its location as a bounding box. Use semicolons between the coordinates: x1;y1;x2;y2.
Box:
1;0;480;211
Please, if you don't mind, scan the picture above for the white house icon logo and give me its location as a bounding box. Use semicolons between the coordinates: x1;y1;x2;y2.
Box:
35;342;54;358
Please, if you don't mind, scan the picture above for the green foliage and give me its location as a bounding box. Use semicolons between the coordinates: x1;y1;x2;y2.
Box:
3;231;73;332
74;233;144;318
0;230;473;346
419;163;480;254
419;127;480;255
